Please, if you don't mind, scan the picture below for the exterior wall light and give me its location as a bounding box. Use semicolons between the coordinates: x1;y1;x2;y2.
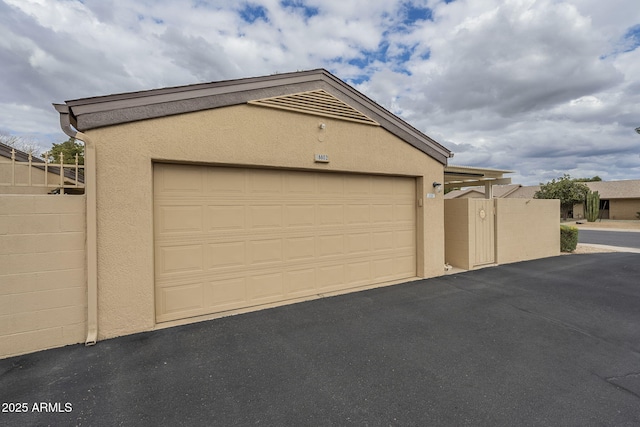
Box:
433;182;443;193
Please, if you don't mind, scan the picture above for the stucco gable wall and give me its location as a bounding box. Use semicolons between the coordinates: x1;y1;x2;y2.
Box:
87;104;445;339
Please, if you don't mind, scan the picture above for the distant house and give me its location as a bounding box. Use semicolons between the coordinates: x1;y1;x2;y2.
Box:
446;180;640;220
0;142;84;194
573;180;640;220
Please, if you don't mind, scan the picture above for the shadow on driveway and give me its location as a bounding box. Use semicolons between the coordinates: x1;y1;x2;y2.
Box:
2;253;640;426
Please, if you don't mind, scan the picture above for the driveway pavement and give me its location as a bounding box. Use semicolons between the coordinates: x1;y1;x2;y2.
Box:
2;253;640;426
579;229;640;251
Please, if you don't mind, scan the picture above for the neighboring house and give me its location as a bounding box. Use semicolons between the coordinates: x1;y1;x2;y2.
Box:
446;180;640;220
573;180;640;220
0;142;84;194
53;69;453;341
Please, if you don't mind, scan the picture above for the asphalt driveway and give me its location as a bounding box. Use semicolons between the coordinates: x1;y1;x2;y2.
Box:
2;253;640;426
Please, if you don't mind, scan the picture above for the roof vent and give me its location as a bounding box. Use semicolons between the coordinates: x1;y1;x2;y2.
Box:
248;89;379;126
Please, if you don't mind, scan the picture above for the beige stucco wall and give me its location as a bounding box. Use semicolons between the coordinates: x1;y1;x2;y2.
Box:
0;195;86;359
445;198;560;270
84;104;445;340
444;199;472;270
495;199;559;264
610;199;640;220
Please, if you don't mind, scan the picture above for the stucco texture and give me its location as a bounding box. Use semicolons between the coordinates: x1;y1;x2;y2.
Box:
86;104;445;339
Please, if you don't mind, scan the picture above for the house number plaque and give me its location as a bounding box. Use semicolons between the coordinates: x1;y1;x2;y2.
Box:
314;154;329;163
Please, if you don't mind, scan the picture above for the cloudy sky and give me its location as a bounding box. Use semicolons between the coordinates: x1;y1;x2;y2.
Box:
1;0;639;185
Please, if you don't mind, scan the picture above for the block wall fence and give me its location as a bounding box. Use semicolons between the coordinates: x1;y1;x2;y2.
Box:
0;195;86;358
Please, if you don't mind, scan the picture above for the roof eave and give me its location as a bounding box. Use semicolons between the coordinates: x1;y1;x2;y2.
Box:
63;69;452;164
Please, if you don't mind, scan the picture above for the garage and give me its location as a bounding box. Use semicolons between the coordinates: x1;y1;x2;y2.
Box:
154;163;416;322
54;68;452;341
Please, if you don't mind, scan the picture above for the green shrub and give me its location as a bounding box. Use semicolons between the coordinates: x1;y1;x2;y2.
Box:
560;225;578;252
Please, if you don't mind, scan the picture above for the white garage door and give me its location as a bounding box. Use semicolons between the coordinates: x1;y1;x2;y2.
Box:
154;164;416;323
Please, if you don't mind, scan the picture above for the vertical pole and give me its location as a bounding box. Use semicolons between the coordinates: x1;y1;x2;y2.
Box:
59;152;64;195
75;153;79;187
28;152;32;186
44;152;49;186
10;148;15;186
485;181;493;199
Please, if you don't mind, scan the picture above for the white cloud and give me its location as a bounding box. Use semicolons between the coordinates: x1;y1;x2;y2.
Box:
1;0;639;184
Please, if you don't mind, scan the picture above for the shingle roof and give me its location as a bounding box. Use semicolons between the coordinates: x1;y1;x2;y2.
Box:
582;180;640;199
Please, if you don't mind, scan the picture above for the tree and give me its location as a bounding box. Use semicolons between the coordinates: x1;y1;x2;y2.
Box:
534;174;589;219
44;138;84;165
0;133;41;156
575;176;602;182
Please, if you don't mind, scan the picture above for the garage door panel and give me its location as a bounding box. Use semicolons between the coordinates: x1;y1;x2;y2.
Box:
285;173;316;194
372;204;394;223
206;205;245;230
372;231;394;251
346;175;371;195
347;261;371;284
395;203;415;222
371;176;394;195
157;282;204;316
285;205;315;227
394;178;415;196
317;234;344;257
156;206;203;234
155;164;203;194
373;259;395;281
157;245;203;275
318;204;344;225
318;174;344;195
206;168;246;193
395;230;416;250
247;272;284;300
285;236;315;260
204;277;246;308
346;232;371;255
249;170;283;194
396;255;417;275
207;241;246;269
284;268;316;295
345;204;370;225
249;239;283;264
317;264;345;289
154;165;416;323
249;205;283;229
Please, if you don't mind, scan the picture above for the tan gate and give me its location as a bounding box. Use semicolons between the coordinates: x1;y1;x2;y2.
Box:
472;199;495;267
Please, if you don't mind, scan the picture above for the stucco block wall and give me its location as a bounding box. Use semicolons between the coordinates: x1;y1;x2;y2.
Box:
86;104;445;340
445;198;560;270
0;195;86;359
495;199;560;264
